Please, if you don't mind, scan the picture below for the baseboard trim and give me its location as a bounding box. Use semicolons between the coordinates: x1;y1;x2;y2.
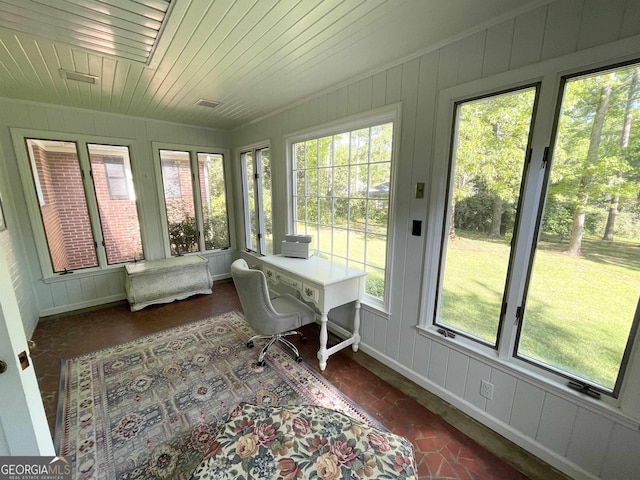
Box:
39;294;127;317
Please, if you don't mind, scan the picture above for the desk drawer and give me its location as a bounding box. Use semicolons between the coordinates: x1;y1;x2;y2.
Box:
302;282;320;304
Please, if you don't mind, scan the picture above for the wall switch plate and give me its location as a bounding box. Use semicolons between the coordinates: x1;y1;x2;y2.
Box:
415;182;425;199
480;379;494;400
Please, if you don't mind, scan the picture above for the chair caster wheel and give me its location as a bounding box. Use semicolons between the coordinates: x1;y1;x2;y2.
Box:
295;356;303;363
247;341;254;348
257;360;266;367
300;336;307;343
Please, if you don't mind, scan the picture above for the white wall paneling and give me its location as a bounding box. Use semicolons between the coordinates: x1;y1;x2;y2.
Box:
231;2;640;478
0;98;232;317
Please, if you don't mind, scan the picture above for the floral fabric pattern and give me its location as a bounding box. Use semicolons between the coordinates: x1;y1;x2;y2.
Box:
190;404;417;480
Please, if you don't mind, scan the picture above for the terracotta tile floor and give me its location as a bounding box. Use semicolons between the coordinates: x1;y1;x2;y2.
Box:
31;280;530;479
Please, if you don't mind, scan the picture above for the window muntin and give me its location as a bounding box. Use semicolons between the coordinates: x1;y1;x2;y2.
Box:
435;87;537;346
87;144;143;265
240;146;272;255
159;148;230;256
516;63;640;395
292;122;394;301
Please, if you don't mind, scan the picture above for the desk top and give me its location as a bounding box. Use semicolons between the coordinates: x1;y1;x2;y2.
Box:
261;255;366;287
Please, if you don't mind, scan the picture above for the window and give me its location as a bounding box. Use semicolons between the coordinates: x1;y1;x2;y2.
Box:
20;137;143;274
290;117;395;303
240;145;272;255
516;63;640;396
157;147;230;256
429;59;640;400
435;87;537;346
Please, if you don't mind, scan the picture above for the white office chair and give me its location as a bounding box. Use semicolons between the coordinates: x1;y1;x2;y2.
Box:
230;258;316;365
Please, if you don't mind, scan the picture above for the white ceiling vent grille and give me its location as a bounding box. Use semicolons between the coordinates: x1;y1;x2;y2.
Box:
195;99;222;109
0;0;173;64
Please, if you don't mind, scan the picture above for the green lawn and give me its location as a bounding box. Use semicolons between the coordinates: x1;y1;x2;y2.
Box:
441;231;640;389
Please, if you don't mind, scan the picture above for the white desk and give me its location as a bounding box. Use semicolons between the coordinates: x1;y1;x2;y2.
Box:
260;255;366;370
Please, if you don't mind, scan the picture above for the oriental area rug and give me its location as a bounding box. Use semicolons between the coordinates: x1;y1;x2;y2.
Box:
55;310;380;479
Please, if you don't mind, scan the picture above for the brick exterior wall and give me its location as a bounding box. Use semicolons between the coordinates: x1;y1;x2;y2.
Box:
90;155;143;264
31;144;143;271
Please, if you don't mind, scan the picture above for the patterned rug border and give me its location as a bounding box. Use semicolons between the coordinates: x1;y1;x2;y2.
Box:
54;309;384;454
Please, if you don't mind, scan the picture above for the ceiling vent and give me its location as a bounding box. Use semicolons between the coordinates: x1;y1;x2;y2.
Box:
60;69;99;84
196;99;222;109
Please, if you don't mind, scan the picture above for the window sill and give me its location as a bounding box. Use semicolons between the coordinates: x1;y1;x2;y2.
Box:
416;324;640;430
42;264;126;284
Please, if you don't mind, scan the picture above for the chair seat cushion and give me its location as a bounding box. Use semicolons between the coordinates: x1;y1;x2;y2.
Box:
271;294;316;329
190;403;418;480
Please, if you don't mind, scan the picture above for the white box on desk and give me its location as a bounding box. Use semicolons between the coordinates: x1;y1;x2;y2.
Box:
281;240;314;259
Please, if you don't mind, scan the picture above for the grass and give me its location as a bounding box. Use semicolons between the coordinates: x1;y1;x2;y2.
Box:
441;230;640;389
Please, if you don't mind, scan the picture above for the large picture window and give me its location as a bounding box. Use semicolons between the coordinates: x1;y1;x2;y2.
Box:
430;60;640;399
22;138;143;274
291;119;395;303
157;147;230;256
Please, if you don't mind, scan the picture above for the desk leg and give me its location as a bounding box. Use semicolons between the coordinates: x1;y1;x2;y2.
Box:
317;312;329;371
352;299;361;352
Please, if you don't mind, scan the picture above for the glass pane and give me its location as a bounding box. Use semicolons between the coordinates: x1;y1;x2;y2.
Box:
242;151;258;252
293;142;305;170
333;166;349;197
26;139;97;272
306;168;318;197
160;150;198;256
334;133;349;166
197;153;229;250
296;169;306;196
368;199;388;232
349;165;368;197
437;87;536;345
366;265;385;299
367;233;387;269
259;148;273;255
318;167;332;196
319;197;332;226
334;198;349;228
318;136;333;167
349;199;366;231
368;162;390;199
348;230;366;264
88;144;143;264
370;123;393;163
351;128;370;164
519;64;640;391
333;227;348;258
305;140;318;168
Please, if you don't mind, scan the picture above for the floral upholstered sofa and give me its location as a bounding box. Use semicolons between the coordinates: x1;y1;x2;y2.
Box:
190;403;417;479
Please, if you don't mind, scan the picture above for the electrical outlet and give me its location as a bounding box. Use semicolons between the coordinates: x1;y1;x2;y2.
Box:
480;379;494;400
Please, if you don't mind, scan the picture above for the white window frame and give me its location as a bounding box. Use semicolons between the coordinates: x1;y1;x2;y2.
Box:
153;142;232;258
419;40;640;424
12;129;146;279
285;105;401;311
239;142;271;256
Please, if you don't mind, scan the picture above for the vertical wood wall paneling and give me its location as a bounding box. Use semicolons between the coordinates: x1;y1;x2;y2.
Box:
394;57;420;366
428;340;449;387
509;6;547;70
510;380;545;438
620;0;640;38
444;349;469;398
463;358;491;410
576;0;627;51
600;423;640;479
486;368;517;424
541;0;583;61
481;20;515;78
412;333;432;378
457;31;487;85
565;408;614;476
536;393;578;455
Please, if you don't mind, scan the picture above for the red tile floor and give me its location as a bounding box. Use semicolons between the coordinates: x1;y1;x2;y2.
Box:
31;280;532;479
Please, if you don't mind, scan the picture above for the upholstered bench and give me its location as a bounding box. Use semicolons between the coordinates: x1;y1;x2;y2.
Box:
190;403;417;479
124;255;213;311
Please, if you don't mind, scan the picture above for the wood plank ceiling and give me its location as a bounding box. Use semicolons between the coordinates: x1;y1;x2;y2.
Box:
0;0;549;130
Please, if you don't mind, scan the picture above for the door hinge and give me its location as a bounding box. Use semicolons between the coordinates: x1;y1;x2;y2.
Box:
254;172;259;180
